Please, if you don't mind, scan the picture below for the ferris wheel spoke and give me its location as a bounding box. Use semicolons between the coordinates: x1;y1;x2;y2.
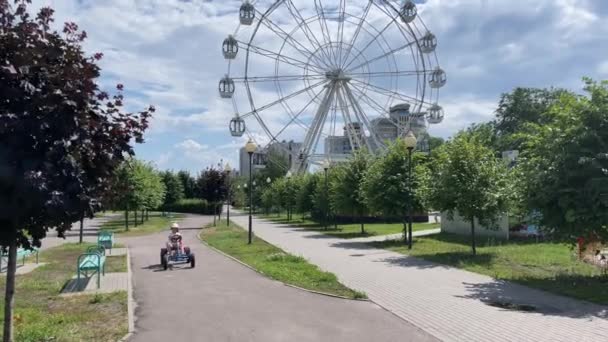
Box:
349;83;400;127
284;0;333;69
343;83;384;151
335;84;366;152
274;86;326;141
346;41;416;73
349;70;429;79
241;79;328;119
314;0;338;67
351;79;428;106
254;8;332;71
341;0;373;68
342;18;394;71
240;39;325;74
336;0;347;66
233;74;326;83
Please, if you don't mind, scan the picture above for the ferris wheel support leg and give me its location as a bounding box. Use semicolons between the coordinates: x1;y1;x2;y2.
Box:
343;83;385;153
292;83;337;174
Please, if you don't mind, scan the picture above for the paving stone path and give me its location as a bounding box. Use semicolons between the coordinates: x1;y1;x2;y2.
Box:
231;210;608;342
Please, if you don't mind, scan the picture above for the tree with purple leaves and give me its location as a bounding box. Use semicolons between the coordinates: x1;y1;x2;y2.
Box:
0;1;153;340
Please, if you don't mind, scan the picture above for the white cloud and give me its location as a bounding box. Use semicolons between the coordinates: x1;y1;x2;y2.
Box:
175;139;208;152
30;0;608;171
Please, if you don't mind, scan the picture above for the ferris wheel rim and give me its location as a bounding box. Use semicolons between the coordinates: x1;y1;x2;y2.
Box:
224;0;444;169
241;3;435;141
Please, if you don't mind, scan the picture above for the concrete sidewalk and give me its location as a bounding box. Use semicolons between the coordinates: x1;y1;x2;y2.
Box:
231;211;608;342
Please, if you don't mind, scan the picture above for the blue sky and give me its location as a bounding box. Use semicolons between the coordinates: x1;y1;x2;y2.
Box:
35;0;608;173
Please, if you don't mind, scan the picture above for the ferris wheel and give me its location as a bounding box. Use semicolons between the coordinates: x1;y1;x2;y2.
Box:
220;0;446;173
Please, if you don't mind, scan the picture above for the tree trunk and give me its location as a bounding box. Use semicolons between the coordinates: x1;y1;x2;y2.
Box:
403;221;408;243
125;209;129;232
79;215;84;244
134;210;138;227
360;211;365;234
470;217;477;256
3;241;17;342
141;209;144;224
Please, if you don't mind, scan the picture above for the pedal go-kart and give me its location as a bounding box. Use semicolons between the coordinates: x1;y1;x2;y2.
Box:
160;236;195;270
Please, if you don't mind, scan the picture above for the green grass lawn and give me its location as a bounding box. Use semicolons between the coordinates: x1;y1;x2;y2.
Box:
259;212;440;239
200;220;366;299
100;212;184;237
373;233;608;304
0;243;128;341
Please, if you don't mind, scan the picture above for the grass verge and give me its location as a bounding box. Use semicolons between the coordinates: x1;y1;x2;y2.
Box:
200;220;366;299
0;243;128;341
100;212;184;237
260;212;439;239
372;233;608;304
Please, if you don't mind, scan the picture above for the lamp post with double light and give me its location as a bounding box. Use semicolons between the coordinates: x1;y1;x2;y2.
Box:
404;131;418;250
245;139;257;244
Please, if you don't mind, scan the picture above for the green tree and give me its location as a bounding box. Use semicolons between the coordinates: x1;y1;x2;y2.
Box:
0;3;152;339
494;87;569;151
177;170;197;198
261;149;289;180
330;151;370;233
161;171;185;207
422;132;511;255
296;173;319;217
517;79;608;242
362;140;425;223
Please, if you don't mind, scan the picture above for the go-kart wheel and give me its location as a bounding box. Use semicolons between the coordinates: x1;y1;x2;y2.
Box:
162;254;169;270
189;253;195;268
184;247;191;256
160;248;167;265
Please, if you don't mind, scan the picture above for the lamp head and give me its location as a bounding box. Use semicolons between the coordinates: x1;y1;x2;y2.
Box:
224;163;231;172
404;131;417;150
245;139;257;153
286;171;292;179
266;177;271;184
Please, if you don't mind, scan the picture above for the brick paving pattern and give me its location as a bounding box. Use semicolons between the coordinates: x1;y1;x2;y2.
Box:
231;211;608;342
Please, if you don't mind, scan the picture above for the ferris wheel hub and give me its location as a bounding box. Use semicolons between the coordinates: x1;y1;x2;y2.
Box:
325;69;351;82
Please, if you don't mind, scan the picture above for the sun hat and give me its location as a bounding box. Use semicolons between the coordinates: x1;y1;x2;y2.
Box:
171;223;179;229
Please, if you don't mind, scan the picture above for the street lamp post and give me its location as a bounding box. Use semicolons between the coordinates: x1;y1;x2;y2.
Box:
266;177;271;215
245;139;257;244
225;163;231;226
404;131;418;250
252;180;257;214
322;159;330;230
286;171;292;221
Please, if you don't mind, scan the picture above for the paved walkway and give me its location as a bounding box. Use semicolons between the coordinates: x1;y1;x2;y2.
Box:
40;213;121;250
348;228;441;243
126;214;437;342
231;211;608;342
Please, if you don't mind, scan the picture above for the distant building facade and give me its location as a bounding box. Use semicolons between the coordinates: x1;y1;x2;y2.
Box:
239;140;302;177
324;103;432;156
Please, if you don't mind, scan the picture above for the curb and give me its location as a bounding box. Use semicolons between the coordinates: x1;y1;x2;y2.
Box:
197;231;369;302
119;246;135;342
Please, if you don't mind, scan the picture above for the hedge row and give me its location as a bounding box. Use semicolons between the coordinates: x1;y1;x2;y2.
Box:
163;198;223;215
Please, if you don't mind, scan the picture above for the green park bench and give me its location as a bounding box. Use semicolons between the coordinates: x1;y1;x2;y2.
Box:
77;245;106;289
0;247;39;272
97;231;114;253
